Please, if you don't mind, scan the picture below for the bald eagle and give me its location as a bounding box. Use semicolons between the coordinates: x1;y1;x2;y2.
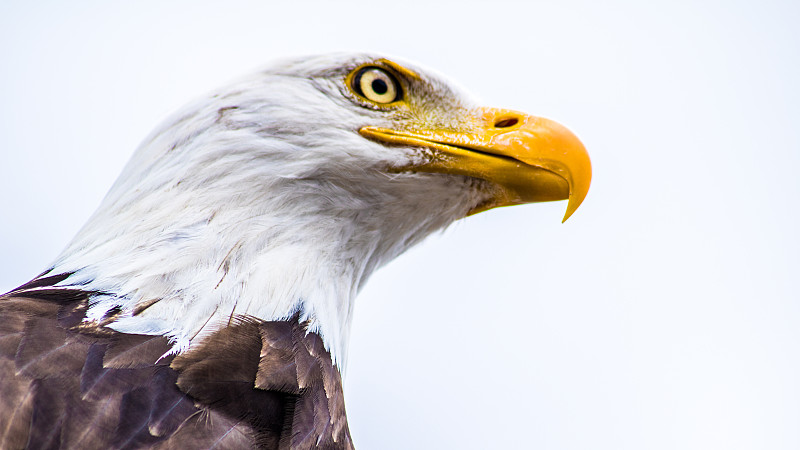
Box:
0;54;590;449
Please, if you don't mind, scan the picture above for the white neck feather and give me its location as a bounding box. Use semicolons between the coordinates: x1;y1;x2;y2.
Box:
48;57;489;367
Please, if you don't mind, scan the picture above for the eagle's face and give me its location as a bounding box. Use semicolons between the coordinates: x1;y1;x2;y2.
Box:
52;53;591;363
231;53;591;221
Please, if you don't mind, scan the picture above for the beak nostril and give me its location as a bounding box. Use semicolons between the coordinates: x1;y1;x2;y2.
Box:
494;117;518;128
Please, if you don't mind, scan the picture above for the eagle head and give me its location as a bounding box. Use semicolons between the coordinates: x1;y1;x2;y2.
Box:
49;53;591;365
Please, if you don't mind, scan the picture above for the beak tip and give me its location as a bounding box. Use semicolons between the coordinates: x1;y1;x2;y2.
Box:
561;189;588;223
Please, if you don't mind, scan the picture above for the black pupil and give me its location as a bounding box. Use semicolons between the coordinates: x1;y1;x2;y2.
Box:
371;78;388;95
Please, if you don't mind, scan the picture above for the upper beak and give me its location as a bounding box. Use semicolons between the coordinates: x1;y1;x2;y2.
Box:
359;107;591;222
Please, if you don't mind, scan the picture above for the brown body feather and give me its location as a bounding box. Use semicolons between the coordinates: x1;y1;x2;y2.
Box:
0;275;353;449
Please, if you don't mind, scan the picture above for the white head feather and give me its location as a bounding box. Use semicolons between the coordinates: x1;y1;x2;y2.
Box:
49;53;493;366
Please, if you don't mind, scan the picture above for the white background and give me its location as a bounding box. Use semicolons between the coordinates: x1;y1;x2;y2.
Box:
1;1;798;449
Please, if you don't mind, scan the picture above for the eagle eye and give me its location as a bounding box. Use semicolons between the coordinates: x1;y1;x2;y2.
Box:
351;67;401;104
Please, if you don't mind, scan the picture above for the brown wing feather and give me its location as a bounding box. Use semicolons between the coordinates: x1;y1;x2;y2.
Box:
0;275;354;449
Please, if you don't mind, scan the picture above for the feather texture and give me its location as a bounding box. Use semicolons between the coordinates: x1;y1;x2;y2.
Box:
0;277;352;449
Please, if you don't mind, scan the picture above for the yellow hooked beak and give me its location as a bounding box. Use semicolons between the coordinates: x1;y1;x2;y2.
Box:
359;107;591;222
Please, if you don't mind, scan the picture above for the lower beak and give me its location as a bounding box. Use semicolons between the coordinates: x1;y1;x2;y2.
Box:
359;107;592;222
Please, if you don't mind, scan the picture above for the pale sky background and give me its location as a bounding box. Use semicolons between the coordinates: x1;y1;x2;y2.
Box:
1;1;799;449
